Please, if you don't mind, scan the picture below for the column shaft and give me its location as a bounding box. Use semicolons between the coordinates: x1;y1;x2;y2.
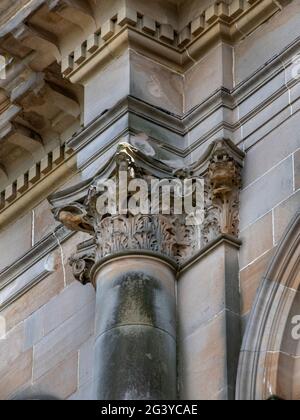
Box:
93;256;177;400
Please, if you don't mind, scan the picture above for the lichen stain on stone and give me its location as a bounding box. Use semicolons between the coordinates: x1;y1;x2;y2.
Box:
111;271;161;326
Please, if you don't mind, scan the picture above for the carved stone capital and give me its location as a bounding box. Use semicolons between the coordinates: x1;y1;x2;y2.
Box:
49;139;244;285
69;238;96;285
203;140;243;243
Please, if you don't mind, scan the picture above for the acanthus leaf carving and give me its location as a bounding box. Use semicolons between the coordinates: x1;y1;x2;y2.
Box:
50;139;244;285
202;140;243;245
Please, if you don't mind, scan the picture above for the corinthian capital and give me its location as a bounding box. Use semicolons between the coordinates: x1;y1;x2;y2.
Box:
49;139;244;285
205;140;243;241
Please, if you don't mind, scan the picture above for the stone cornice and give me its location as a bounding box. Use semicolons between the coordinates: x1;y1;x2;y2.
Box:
0;144;76;229
62;0;286;82
0;31;298;228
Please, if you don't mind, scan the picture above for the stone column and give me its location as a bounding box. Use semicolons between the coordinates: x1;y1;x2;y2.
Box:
93;255;177;400
49;139;244;401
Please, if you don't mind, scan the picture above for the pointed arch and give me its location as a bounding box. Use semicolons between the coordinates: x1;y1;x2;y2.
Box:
236;211;300;400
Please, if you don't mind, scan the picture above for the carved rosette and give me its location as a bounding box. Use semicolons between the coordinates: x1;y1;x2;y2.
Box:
50;139;244;285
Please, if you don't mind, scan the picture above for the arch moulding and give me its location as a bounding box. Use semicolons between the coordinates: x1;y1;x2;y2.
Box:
236;211;300;400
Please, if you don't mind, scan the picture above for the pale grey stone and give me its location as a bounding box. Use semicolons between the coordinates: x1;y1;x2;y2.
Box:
234;1;300;84
240;156;294;229
238;71;286;120
68;380;95;401
0;213;32;272
40;281;95;337
24;312;44;351
130;50;184;115
184;43;233;112
243;93;290;146
243;113;300;187
84;51;130;125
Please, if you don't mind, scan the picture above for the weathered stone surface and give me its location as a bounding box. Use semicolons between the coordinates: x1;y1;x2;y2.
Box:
178;240;240;401
184;43;233;112
33;200;59;244
243;115;300;187
94;257;177;400
295;149;300;192
3;271;64;332
32;352;78;400
179;243;240;339
240;212;273;269
68;380;95;401
273;190;300;245
276;353;300;401
95;325;176;400
280;291;300;358
24;312;44;351
130;50;184;115
84;51;130;125
242;93;290;148
234;0;300;84
0;213;32;272
240;157;294;230
79;337;94;388
39;281;94;337
179;310;240;400
0;324;25;373
240;248;275;316
95;260;176;338
0;349;32;400
24;280;94;349
33;302;95;381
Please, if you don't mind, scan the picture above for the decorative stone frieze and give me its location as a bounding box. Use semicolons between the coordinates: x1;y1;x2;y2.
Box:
50;138;244;285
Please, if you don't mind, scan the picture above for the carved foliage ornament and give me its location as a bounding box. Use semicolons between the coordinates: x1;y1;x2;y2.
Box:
203;141;242;244
50;139;244;284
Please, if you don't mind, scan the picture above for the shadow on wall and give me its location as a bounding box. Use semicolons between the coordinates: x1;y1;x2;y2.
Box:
12;391;60;401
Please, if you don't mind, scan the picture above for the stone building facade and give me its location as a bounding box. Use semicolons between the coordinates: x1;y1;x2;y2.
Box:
0;0;299;400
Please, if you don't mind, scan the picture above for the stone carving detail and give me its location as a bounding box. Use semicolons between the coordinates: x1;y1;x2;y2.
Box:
54;203;94;234
50;139;244;284
202;140;243;245
69;239;96;285
94;214;201;265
